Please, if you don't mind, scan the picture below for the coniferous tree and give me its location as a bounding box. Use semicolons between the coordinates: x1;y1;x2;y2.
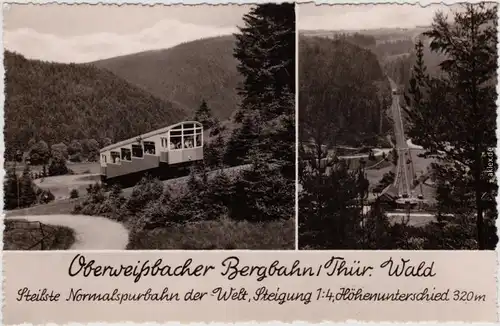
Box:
224;113;259;166
362;200;393;249
19;165;37;208
194;99;215;129
207;170;234;212
299;160;363;249
233;3;295;123
204;132;226;169
231;152;294;222
229;3;295;169
4;167;20;210
404;3;498;249
209;117;223;137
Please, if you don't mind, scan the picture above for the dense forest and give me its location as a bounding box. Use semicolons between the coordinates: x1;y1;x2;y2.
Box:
4;51;186;160
93;36;241;120
299;36;392;148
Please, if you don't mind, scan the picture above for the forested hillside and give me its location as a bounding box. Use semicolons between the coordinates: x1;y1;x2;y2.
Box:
4;51;186;159
93;36;241;120
299;36;392;147
329;30;446;89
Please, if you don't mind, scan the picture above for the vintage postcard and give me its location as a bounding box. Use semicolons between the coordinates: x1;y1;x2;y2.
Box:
298;2;498;251
3;3;296;251
2;1;499;325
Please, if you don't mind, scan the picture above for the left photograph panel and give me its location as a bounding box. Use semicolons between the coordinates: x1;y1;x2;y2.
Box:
3;3;296;250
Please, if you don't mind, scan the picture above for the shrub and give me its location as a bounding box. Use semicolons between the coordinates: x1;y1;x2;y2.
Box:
48;156;69;176
229;159;294;222
70;189;79;199
127;175;164;214
37;189;55;204
69;154;82;162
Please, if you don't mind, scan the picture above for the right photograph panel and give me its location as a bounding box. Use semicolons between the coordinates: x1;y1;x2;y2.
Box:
298;3;498;250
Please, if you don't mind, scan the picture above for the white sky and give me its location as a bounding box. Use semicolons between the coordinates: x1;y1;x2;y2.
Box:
298;3;460;31
4;4;252;63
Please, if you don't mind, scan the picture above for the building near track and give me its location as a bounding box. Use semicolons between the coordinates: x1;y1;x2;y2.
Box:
99;121;204;186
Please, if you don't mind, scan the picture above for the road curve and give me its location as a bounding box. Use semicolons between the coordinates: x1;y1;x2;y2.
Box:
5;214;129;250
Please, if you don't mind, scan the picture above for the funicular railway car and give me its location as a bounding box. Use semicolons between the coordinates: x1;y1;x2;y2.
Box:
99;121;204;187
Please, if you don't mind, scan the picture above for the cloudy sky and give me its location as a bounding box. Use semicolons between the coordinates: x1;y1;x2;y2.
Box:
298;3;460;31
4;4;251;63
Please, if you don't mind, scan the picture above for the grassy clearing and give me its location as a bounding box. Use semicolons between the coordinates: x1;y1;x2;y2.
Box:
128;217;295;250
35;174;101;200
409;149;436;176
366;164;395;192
366;156;392;170
4;219;75;250
5;198;84;217
5;162;100;175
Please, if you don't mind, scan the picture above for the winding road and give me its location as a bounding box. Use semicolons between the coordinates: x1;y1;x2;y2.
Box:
6;164;252;250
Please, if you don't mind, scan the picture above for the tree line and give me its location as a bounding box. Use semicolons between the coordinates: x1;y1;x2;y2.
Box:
4;51;185;160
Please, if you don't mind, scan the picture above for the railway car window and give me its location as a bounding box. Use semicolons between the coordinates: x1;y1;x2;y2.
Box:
172;125;182;130
184;135;194;148
101;154;107;163
169;130;183;150
184;128;194;135
171;130;182;136
132;144;143;158
144;141;156;155
184;123;194;129
195;135;202;147
111;151;121;163
121;148;132;161
170;136;182;149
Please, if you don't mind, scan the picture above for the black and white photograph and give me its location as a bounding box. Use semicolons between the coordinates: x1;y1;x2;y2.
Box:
4;3;296;250
298;2;498;250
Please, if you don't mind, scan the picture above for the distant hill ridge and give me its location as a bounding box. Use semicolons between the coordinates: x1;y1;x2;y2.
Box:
93;35;241;120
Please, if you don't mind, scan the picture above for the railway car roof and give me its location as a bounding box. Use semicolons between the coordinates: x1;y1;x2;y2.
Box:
100;121;202;153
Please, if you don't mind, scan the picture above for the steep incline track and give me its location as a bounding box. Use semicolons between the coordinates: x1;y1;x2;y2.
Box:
387;78;413;197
